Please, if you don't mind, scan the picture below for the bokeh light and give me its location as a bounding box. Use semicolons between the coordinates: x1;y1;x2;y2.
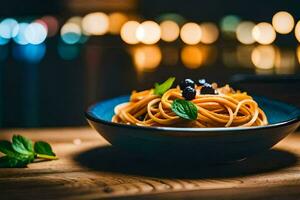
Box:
274;49;295;74
236;21;255;44
120;21;140;44
13;23;29;45
181;45;204;69
60;22;81;44
82;12;109;35
220;15;241;36
108;12;128;34
252;22;276;45
13;43;46;63
66;17;89;44
160;20;180;42
68;16;82;25
24;22;47;45
297;46;300;64
202;45;218;65
200;22;219;44
0;18;18;39
295;21;300;43
78;35;89;44
58;42;80;60
251;45;276;69
40;16;59;37
34;19;48;31
132;45;162;71
0;37;9;45
136;21;161;44
180;23;202;45
236;45;254;68
272;11;294;34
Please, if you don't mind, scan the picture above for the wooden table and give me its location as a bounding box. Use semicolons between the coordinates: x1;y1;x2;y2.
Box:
1;127;300;200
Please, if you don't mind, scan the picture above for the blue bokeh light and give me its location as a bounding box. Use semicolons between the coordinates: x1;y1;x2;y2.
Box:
79;35;89;44
58;42;80;60
0;18;18;39
61;32;81;44
13;23;29;45
0;37;9;45
13;43;46;63
24;22;48;45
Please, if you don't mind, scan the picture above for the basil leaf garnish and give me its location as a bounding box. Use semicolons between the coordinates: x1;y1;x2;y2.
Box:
154;77;175;96
171;99;198;120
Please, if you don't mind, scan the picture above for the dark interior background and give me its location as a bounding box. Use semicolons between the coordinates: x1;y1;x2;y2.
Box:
0;0;299;127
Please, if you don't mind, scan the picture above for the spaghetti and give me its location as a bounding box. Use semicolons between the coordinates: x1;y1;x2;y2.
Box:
112;83;268;128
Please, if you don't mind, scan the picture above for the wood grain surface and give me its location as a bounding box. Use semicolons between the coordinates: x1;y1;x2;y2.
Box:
0;127;300;200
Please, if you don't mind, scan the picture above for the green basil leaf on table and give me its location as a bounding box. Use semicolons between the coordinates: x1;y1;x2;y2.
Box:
0;140;31;159
12;135;34;156
0;140;16;156
0;140;34;168
0;156;31;168
34;141;57;159
154;77;175;96
0;135;58;168
171;99;198;120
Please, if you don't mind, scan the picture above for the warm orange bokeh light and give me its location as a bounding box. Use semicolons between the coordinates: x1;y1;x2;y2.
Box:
297;46;300;64
236;45;255;68
136;21;161;44
200;23;219;44
252;22;276;45
275;49;295;74
236;21;255;44
181;46;204;69
251;45;276;69
295;21;300;43
160;20;180;42
120;21;140;44
108;12;128;34
180;23;202;45
132;45;162;71
82;12;109;35
68;16;82;25
272;11;294;34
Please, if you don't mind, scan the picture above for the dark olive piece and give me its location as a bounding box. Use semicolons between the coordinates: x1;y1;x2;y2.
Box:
201;85;216;94
182;86;196;100
179;79;195;90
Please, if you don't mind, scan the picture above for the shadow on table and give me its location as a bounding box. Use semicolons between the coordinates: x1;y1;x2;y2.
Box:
75;146;297;179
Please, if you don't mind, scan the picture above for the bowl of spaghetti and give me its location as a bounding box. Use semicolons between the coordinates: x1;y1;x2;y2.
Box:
86;78;300;163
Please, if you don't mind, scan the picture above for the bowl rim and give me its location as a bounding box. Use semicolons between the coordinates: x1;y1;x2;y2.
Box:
85;95;300;132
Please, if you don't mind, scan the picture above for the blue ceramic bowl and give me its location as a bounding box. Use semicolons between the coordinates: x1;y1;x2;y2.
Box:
86;95;300;163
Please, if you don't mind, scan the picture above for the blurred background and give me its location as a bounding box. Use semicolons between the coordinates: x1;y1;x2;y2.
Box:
0;0;299;127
